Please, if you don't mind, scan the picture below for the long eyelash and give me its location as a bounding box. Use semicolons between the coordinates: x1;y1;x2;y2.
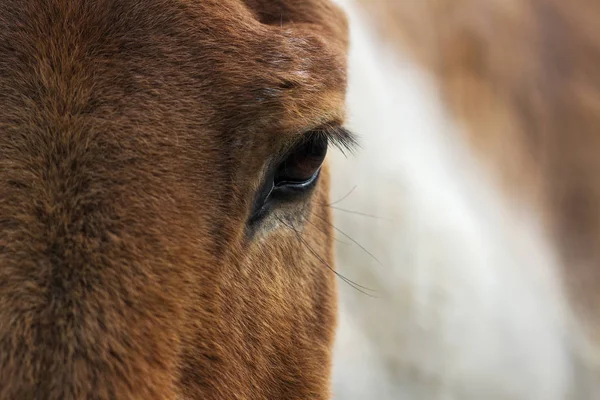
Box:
310;124;360;156
323;125;360;155
280;124;359;160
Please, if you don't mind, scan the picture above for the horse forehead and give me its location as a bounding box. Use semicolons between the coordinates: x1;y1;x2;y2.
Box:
177;2;349;129
0;0;347;132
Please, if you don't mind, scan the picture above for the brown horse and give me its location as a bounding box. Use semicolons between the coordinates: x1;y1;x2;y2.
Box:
0;0;351;398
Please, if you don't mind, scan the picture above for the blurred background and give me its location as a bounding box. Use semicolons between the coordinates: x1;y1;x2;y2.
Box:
327;0;599;399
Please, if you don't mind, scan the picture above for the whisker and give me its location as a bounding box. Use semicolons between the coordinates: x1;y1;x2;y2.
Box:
312;212;384;268
276;216;377;297
321;186;391;220
328;206;391;221
326;185;357;206
305;217;352;246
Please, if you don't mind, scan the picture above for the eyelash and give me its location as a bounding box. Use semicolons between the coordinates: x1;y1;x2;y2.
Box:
312;125;359;156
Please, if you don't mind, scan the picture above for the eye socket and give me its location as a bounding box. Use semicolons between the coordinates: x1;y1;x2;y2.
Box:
248;134;328;225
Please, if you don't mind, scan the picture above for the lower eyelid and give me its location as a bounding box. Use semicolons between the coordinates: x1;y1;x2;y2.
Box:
274;167;322;190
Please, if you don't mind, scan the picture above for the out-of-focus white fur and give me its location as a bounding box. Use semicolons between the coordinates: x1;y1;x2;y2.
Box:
330;1;580;398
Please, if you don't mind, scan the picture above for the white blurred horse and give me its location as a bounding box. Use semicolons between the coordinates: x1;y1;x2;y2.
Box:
331;1;598;398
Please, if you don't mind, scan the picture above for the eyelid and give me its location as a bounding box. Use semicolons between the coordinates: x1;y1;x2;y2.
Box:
274;167;322;189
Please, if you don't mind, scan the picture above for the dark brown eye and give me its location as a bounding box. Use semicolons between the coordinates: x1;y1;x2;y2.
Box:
248;134;328;226
274;134;328;187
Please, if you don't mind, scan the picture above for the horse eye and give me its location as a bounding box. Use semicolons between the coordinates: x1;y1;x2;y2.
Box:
248;134;328;225
274;134;328;188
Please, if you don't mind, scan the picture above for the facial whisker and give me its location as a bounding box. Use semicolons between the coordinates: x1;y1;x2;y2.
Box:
328;206;391;221
276;216;377;297
312;212;383;268
305;217;352;246
324;185;357;207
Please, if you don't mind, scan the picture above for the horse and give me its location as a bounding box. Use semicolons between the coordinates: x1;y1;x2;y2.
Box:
0;0;350;398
